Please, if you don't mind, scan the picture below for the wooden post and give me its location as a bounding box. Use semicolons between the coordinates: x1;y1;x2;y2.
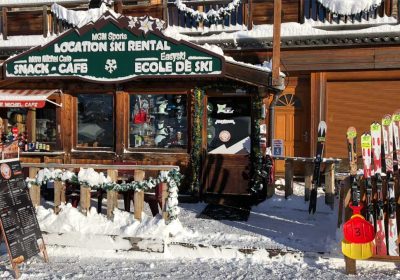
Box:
80;185;91;215
134;170;145;221
344;256;356;274
247;0;253;30
42;5;48;38
107;170;118;219
325;162;335;209
284;159;293;198
159;182;169;221
2;7;8;40
28;168;40;207
299;0;304;23
272;0;282;87
54;181;64;214
304;162;313;201
337;179;346;228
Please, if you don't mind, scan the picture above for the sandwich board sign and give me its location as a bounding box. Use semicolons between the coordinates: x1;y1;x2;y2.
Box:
0;159;48;278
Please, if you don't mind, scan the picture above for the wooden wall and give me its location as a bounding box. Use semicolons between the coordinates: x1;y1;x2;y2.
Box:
252;0;299;24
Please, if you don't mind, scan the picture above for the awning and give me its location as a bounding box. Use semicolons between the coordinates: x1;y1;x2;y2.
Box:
0;89;61;108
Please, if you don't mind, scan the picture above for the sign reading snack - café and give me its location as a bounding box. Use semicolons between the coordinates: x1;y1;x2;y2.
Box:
4;14;224;83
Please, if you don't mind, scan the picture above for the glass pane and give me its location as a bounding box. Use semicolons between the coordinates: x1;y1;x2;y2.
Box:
129;94;187;149
36;103;57;149
4;108;28;147
77;94;114;148
207;97;251;154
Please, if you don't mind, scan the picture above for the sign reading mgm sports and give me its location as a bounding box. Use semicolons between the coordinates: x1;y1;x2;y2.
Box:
4;14;224;83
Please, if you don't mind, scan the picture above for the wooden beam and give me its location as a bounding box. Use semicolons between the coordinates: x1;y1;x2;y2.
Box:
42;5;48;38
299;0;304;23
2;7;8;40
247;0;253;30
272;0;281;87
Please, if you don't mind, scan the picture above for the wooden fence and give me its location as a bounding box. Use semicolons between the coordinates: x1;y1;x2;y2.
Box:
22;163;178;222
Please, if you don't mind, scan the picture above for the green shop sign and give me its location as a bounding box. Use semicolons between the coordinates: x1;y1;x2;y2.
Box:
4;14;224;83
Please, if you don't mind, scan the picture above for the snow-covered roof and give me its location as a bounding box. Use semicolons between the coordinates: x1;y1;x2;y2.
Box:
51;2;116;28
318;0;383;16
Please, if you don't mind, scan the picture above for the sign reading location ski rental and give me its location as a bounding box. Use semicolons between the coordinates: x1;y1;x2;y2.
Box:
3;14;224;83
308;121;326;214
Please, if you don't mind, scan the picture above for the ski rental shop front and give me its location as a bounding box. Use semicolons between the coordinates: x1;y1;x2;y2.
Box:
0;13;281;201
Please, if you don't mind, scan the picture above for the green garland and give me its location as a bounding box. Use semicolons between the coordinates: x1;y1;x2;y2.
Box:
190;87;204;193
26;169;183;222
251;93;264;193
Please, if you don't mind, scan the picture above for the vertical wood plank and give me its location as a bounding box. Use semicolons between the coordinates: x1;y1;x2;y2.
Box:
54;181;63;214
299;0;304;23
2;7;7;40
29;168;40;207
42;5;48;38
325;163;335;209
107;170;118;219
80;185;91;215
304;162;313;201
159;182;169;221
272;0;281;87
134;170;145;221
285;160;294;198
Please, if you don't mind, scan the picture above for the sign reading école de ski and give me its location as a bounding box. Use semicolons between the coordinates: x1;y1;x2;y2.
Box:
4;14;224;83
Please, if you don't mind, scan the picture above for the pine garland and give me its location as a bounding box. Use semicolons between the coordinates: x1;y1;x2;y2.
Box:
26;168;183;221
190;87;204;193
174;0;241;24
250;93;264;193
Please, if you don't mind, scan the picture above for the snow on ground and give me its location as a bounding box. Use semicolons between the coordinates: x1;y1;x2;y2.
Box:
0;182;399;279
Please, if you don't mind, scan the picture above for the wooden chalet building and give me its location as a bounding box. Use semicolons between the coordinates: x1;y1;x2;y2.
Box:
0;0;399;198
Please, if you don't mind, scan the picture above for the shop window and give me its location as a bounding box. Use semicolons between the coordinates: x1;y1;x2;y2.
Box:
77;94;114;148
0;103;59;151
129;94;187;149
36;103;57;148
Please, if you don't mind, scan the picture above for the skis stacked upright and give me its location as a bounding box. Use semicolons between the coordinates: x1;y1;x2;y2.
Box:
361;132;374;249
347;127;359;207
309;121;327;214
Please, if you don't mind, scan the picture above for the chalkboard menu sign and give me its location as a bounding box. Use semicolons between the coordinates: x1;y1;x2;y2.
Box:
0;160;44;263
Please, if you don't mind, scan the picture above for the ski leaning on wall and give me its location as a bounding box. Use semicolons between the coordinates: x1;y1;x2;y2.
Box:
361;132;374;248
309;121;327;214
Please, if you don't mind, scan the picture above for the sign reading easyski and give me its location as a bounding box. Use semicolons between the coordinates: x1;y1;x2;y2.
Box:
4;14;224;82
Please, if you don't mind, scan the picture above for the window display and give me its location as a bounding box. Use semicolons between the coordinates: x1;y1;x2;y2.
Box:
77;94;114;148
0;104;58;151
129;94;187;149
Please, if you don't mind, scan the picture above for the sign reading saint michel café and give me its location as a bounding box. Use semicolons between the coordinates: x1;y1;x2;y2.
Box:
4;13;224;82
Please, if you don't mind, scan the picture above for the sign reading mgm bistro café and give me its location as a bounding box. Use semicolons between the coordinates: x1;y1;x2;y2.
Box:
4;14;224;82
0;13;274;196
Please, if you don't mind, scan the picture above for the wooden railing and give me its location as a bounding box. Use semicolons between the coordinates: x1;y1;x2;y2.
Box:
167;0;252;33
23;163;178;222
300;0;399;24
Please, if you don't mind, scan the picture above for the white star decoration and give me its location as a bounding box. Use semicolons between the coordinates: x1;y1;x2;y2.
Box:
139;17;154;34
128;18;136;29
155;19;165;31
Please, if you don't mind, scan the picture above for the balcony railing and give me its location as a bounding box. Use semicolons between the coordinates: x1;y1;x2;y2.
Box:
167;0;252;34
301;0;399;24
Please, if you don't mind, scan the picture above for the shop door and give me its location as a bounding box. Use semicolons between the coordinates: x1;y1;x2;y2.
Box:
203;96;251;195
274;93;308;174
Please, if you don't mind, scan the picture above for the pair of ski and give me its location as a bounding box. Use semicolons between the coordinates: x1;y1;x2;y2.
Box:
348;113;400;257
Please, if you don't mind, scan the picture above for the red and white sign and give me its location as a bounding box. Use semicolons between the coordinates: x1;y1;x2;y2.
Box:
0;101;46;108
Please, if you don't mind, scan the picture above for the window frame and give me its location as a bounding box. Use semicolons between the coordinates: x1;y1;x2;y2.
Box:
125;91;190;154
73;91;115;152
